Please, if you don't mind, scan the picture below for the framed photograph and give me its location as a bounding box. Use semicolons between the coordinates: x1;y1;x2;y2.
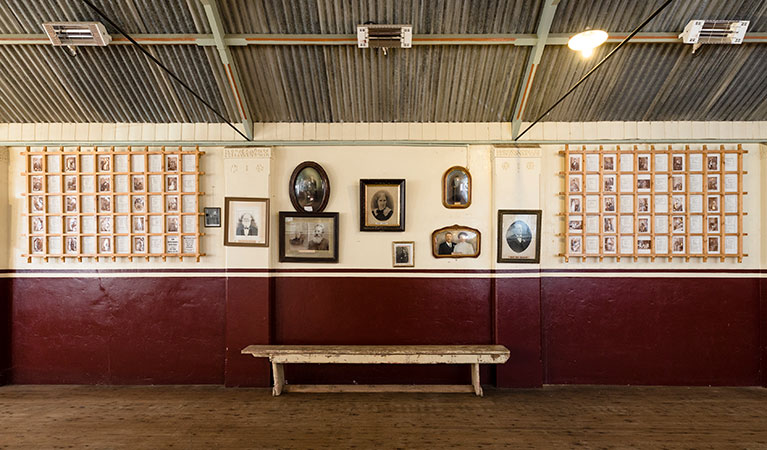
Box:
442;166;471;209
360;179;405;231
392;241;415;267
432;224;480;258
498;210;541;263
569;154;581;172
98;155;111;172
279;212;339;263
289;161;330;213
204;207;221;228
224;197;269;247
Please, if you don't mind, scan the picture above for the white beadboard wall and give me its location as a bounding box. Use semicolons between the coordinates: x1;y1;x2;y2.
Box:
0;122;766;142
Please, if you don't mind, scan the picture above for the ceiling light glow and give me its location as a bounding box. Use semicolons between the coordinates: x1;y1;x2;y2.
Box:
568;30;608;58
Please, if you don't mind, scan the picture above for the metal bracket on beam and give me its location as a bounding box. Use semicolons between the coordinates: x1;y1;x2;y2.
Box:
200;0;253;140
511;0;560;139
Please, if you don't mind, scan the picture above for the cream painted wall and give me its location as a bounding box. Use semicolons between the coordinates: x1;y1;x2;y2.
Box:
1;122;765;271
0;147;9;269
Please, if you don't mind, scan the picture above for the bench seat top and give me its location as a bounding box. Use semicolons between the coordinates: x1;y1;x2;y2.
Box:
241;345;510;364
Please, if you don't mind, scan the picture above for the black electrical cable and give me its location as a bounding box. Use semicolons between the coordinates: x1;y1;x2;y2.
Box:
80;0;251;141
515;0;675;141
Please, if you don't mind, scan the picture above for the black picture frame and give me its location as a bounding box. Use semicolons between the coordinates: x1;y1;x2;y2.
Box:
497;209;542;263
289;161;330;213
204;207;221;228
359;179;406;231
279;212;339;263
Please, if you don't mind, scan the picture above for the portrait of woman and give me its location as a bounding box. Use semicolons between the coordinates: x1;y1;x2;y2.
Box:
371;191;393;221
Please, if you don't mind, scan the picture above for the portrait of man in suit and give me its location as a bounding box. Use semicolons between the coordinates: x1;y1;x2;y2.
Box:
438;232;456;255
506;220;532;253
235;212;258;236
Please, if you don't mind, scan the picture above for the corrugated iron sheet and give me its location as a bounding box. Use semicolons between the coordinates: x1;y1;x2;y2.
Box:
550;0;767;33
523;43;767;122
233;45;530;122
216;0;542;34
0;45;235;122
0;0;210;34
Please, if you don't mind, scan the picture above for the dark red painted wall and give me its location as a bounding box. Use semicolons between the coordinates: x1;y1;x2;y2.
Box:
495;278;543;387
11;277;226;384
224;277;271;387
0;278;11;385
761;277;767;387
542;277;761;386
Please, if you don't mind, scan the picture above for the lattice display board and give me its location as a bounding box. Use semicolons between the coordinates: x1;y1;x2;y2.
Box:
560;145;747;262
22;146;205;262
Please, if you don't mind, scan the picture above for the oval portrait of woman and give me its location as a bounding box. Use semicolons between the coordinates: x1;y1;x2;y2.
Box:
289;161;330;213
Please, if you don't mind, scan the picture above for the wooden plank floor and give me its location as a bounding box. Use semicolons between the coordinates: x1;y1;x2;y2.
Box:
1;385;766;449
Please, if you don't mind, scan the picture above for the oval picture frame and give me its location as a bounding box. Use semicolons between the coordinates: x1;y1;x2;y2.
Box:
442;166;471;209
289;161;330;213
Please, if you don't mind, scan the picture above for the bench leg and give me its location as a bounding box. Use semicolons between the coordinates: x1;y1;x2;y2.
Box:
272;362;285;396
471;363;483;397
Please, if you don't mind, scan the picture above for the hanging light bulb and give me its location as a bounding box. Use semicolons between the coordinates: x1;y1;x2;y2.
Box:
568;29;608;58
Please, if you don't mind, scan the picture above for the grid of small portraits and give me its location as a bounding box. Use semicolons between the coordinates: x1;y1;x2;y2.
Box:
23;146;204;261
561;145;746;262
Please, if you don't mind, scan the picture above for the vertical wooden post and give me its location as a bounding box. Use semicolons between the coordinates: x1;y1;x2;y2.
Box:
272;361;285;396
471;363;483;397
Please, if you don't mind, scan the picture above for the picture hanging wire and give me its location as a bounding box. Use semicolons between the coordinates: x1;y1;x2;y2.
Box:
514;0;675;142
79;0;251;142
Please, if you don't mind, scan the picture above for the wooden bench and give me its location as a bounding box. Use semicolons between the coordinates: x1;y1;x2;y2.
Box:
241;345;510;397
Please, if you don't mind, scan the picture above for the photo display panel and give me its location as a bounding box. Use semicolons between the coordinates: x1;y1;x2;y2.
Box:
23;146;205;262
561;144;746;262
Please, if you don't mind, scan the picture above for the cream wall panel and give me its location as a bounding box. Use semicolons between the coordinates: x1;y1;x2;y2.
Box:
0;147;9;268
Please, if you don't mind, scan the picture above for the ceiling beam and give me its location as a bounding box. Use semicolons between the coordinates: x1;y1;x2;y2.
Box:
199;0;253;139
510;0;560;139
2;33;765;46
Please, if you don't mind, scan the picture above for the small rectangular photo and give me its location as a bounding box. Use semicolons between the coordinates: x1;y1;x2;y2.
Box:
98;216;112;233
166;155;179;171
671;216;685;234
65;216;79;233
166;216;180;233
707;216;720;233
30;175;44;193
166;175;179;192
637;154;651;171
707;236;720;254
65;236;78;254
31;155;44;172
672;154;685;171
392;241;415;267
132;175;145;192
706;154;720;171
99;236;113;254
166;195;179;212
637;216;651;233
568;175;582;193
31;236;45;254
133;216;146;233
31;216;45;233
603;236;617;254
98;196;112;213
568;215;583;232
671;175;685;192
64;155;78;172
569;154;582;172
706;174;720;192
603;215;616;233
671;195;685;213
568;236;583;255
602;154;616;171
603;195;616;213
569;196;582;213
637;195;650;213
707;195;720;213
98;175;111;193
636;174;651;191
204;207;221;227
603;174;616;192
132;195;146;212
637;237;652;254
672;236;685;254
64;196;78;213
64;175;78;192
31;195;45;213
133;236;147;253
97;155;111;172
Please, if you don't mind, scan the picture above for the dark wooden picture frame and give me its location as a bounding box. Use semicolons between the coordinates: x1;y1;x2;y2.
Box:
204;207;221;228
431;224;481;258
497;209;542;263
289;161;330;213
359;179;406;231
279;211;339;263
442;166;472;209
224;197;270;247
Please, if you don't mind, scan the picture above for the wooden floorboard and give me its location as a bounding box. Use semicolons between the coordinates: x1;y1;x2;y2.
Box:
1;385;766;449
